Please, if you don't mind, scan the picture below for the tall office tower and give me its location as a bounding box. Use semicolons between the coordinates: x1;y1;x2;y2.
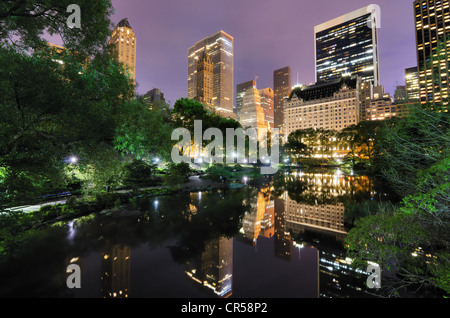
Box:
414;0;450;104
273;67;291;131
405;66;420;101
314;5;380;86
236;80;256;117
258;87;275;129
239;87;266;133
194;51;215;112
109;18;137;85
188;31;234;118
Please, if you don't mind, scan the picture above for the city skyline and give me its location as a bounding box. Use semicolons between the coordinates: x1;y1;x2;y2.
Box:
105;0;417;106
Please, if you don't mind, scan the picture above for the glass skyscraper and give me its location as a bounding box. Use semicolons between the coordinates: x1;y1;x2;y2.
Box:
405;66;420;102
188;31;234;118
414;0;450;104
314;5;380;86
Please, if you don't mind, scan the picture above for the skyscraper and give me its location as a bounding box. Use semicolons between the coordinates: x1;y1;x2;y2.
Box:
273;67;291;131
108;18;137;85
194;51;214;112
239;87;266;137
236;80;256;117
414;0;450;104
314;5;380;86
405;66;420;102
259;87;275;129
188;31;234;118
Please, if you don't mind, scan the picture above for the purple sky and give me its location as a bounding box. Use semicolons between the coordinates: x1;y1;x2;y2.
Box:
110;0;417;105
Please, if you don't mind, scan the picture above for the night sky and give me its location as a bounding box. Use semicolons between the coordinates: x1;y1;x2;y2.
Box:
110;0;417;105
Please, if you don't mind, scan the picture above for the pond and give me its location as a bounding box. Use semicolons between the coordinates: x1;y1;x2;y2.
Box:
0;168;398;298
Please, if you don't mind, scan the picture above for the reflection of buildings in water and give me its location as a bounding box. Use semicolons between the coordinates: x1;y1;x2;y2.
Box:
185;237;233;298
284;196;347;242
274;197;293;261
290;171;373;200
260;198;274;238
100;245;130;298
241;189;275;244
317;245;372;298
281;172;375;297
184;192;233;297
283;172;374;242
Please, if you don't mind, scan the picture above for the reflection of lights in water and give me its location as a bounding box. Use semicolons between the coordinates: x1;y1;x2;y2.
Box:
154;200;159;209
67;221;76;240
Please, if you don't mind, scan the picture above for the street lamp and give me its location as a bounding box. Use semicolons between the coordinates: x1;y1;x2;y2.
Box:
69;156;78;164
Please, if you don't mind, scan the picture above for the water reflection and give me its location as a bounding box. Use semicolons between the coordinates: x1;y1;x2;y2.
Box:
272;169;388;298
101;245;130;298
0;170;388;298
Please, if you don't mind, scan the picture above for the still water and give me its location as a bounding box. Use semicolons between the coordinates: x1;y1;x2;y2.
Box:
0;169;391;298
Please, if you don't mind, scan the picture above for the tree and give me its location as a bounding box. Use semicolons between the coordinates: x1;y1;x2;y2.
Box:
123;159;159;190
346;102;450;296
162;162;193;188
114;98;174;162
284;130;309;162
0;1;136;206
353;120;382;165
0;0;114;56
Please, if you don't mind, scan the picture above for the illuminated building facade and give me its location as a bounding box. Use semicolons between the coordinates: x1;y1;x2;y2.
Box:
238;87;267;135
236;80;256;118
108;18;137;85
314;5;380;86
194;51;215;112
259;87;275;129
414;0;450;104
405;66;420;101
273;67;292;131
284;76;361;139
188;31;234;118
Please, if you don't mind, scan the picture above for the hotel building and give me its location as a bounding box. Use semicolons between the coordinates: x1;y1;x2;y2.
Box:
284;76;361;139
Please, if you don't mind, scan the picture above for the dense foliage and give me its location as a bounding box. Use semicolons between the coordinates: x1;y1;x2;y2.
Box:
346;103;450;296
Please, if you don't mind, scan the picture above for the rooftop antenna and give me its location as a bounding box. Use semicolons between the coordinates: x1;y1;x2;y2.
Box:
254;76;258;88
